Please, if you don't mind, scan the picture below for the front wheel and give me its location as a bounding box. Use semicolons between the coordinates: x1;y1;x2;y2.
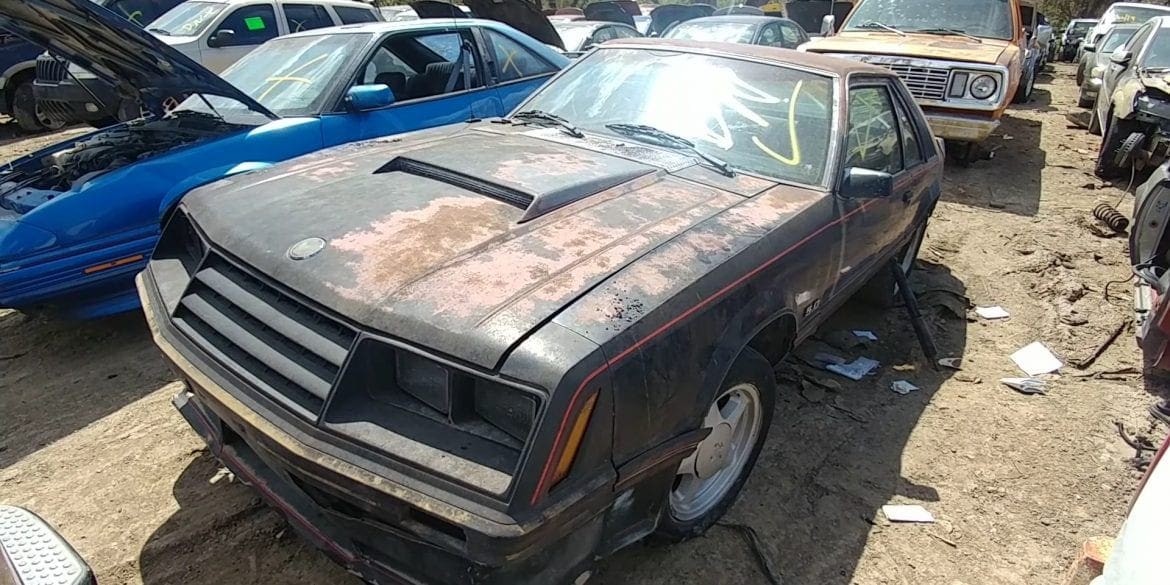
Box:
1013;66;1035;104
655;347;775;541
1096;115;1142;178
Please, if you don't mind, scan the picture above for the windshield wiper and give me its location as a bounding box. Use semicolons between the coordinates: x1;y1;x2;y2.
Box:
511;110;584;138
147;27;170;36
855;21;906;36
912;27;983;43
604;123;734;177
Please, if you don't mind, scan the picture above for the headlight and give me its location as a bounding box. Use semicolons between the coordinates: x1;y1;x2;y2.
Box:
1091;65;1105;78
970;75;997;99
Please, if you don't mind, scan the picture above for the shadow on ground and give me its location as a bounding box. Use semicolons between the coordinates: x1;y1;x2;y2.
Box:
943;113;1045;217
0;310;170;468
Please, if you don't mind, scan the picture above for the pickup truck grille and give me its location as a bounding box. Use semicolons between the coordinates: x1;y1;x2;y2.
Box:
173;252;357;420
879;63;950;101
35;55;66;83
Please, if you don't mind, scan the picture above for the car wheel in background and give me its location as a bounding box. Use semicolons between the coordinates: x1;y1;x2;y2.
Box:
11;79;63;133
1076;64;1085;86
1013;66;1035;104
655;347;776;541
1096;115;1142;178
1077;88;1094;108
1089;107;1102;135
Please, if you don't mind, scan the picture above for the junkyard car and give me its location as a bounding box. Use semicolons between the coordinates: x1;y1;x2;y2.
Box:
552;20;640;57
1082;2;1170;63
664;15;810;48
1060;18;1097;61
1077;23;1139;107
34;0;382;128
0;0;567;319
803;0;1027;163
139;38;942;585
1091;16;1170;178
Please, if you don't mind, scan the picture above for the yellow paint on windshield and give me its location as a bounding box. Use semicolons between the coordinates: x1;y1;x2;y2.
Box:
752;80;804;166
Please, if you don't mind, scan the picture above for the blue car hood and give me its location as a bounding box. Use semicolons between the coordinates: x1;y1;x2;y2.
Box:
0;0;274;118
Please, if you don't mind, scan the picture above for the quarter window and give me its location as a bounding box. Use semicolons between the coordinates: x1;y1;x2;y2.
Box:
283;4;333;32
845;86;903;174
486;30;557;82
779;23;804;48
758;24;780;45
335;5;379;23
214;5;279;46
891;94;924;166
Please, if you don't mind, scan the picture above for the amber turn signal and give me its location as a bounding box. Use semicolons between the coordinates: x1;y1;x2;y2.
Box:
550;392;598;487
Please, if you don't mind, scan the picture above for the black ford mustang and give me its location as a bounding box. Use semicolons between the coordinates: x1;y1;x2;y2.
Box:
138;38;943;584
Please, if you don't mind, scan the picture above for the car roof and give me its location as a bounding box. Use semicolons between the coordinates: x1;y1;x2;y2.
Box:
1151;15;1170;28
606;37;890;76
281;17;518;39
673;15;795;26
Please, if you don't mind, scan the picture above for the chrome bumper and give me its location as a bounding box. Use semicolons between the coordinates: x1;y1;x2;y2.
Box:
924;112;1000;142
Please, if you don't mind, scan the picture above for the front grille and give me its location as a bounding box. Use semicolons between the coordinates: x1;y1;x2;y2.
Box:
173;253;357;420
35;56;66;83
878;62;950;101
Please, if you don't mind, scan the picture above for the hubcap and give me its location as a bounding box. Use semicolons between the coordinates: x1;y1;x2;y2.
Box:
669;383;763;522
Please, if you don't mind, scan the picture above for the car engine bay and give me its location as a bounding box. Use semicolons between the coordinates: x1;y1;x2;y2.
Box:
0;113;242;215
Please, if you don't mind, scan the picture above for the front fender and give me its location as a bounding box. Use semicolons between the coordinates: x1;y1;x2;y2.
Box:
158;161;274;219
1113;78;1145;120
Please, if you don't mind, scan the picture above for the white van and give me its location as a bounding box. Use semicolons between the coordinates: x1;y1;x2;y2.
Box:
146;0;381;72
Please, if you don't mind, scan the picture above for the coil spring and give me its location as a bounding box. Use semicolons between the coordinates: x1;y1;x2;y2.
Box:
1094;203;1129;233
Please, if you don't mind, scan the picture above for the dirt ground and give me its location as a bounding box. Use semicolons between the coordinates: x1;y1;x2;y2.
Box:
2;63;1167;585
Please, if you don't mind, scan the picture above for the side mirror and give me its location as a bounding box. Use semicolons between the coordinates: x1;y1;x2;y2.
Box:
1083;43;1096;53
207;29;235;48
1110;48;1132;65
820;14;836;36
346;84;394;111
840;167;893;199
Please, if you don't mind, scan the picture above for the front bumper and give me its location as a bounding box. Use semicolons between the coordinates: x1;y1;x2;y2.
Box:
924;111;999;142
33;76;118;124
137;273;610;585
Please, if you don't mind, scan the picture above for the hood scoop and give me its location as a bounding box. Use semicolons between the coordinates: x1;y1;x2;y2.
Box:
377;132;656;222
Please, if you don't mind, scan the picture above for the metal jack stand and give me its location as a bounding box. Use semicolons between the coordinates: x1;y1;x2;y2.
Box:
891;259;939;370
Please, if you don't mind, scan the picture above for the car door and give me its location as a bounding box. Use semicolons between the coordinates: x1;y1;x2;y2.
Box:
480;28;562;113
320;28;503;145
833;78;929;295
202;2;283;72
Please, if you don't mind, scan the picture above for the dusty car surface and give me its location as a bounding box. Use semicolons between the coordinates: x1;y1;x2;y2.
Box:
551;19;641;57
139;38;942;584
802;0;1027;163
663;14;809;48
1077;23;1139;107
1092;16;1170;178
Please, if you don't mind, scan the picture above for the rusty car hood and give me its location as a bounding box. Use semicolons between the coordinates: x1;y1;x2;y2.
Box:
805;32;1010;64
181;126;771;369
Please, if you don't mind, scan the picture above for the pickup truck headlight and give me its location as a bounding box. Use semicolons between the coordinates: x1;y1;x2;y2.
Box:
970;75;997;99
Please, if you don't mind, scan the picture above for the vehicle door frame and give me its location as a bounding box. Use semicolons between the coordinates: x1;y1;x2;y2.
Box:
277;1;341;32
324;25;500;116
474;25;562;91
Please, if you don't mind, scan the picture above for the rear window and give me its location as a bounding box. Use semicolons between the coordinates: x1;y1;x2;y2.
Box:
335;5;379;24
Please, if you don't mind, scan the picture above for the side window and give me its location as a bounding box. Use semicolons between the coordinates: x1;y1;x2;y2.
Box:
283;4;333;32
355;31;482;103
335;5;379;24
758;24;780;46
844;86;903;174
215;5;279;46
1126;24;1153;56
105;0;176;25
891;93;924;167
610;25;639;39
590;26;617;46
485;29;558;83
779;23;803;48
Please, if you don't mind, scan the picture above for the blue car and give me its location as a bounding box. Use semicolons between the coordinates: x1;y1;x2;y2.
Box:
0;0;568;319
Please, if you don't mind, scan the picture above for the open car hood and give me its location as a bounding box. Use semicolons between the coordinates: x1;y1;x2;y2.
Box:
649;4;714;35
0;0;274;118
582;1;640;27
414;0;564;49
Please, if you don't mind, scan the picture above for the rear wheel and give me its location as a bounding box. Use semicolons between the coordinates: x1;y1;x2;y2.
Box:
1013;66;1035;104
1096;114;1142;178
655;347;775;541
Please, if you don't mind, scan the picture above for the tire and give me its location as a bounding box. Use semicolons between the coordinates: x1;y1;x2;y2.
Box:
9;79;61;133
1096;114;1142;178
1088;106;1102;135
655;347;776;542
856;220;927;307
1076;64;1085;87
1013;66;1035;104
1077;89;1093;109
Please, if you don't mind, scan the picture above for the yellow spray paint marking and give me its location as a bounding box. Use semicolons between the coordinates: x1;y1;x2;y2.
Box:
501;47;522;77
258;53;330;101
752;80;803;166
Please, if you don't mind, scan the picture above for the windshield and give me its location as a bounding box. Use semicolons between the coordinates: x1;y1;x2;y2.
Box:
1070;20;1095;34
664;21;757;43
1105;5;1170;26
176;33;371;120
843;0;1014;40
554;24;594;51
518;48;836;186
1102;28;1137;52
148;1;226;36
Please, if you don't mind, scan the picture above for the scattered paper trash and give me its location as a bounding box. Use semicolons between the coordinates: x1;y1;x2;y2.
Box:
975;306;1011;320
1001;377;1047;395
826;357;880;380
882;504;935;523
891;380;919;395
893;364;916;372
1011;342;1062;376
937;357;962;370
852;330;879;341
